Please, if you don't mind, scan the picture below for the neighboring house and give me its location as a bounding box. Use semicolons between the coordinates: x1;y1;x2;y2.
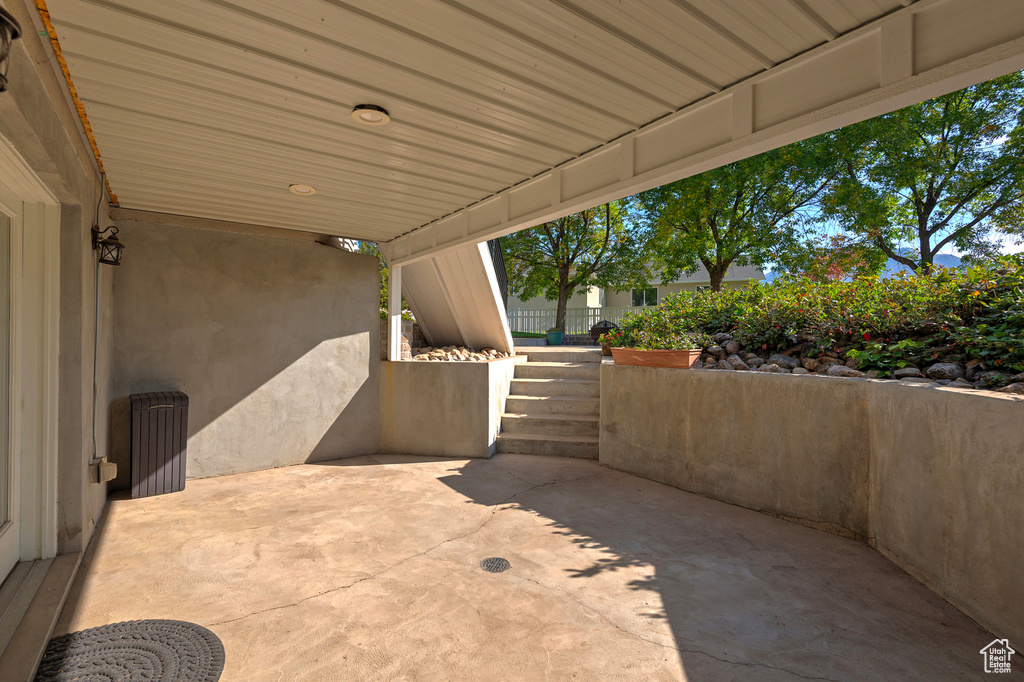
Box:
507;263;766;312
506;264;765;333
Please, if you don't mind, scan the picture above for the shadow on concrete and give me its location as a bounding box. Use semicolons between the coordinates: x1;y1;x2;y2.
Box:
433;455;996;681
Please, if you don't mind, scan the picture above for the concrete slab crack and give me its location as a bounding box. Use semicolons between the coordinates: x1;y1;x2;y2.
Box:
677;649;843;682
516;575;841;682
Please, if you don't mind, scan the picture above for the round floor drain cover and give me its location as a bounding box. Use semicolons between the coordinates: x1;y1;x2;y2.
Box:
480;557;510;573
35;619;225;682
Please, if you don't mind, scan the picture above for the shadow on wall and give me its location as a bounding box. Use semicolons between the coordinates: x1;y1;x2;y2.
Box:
429;456;997;680
108;222;380;486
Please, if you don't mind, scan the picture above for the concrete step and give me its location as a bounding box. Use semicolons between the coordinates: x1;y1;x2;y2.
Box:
509;378;600;398
501;413;599;437
514;362;601;380
504;395;600;416
514;347;602;363
495;433;599;459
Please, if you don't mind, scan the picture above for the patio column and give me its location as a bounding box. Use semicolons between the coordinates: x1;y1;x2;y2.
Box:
387;264;403;361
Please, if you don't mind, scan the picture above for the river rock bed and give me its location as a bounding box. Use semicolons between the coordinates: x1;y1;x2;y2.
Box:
697;332;1024;395
411;346;513;362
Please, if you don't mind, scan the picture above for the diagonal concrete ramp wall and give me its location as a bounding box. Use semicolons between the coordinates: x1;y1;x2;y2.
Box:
399;242;513;354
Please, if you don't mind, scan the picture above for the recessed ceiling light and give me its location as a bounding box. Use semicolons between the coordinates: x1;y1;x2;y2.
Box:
352;104;390;126
289;184;317;195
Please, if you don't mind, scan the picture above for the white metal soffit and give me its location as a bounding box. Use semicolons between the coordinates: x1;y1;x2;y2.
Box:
41;0;1024;251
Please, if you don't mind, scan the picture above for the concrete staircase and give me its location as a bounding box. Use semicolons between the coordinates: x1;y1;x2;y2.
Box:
497;347;601;459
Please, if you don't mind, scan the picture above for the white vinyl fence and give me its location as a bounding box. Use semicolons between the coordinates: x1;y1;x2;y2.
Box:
507;306;646;334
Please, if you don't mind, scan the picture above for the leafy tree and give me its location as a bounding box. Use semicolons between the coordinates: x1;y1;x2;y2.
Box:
823;70;1024;273
358;241;389;311
503;202;650;332
636;139;839;291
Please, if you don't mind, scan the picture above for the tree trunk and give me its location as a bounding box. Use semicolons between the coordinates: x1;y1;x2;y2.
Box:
709;267;726;292
918;232;933;274
554;270;570;332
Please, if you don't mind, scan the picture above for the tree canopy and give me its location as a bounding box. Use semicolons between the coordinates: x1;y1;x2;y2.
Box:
822;70;1024;272
636;138;839;291
503;201;650;331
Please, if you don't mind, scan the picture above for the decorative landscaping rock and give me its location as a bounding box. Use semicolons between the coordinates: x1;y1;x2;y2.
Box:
865;370;881;378
725;340;741;355
998;383;1024;394
894;368;924;379
747;357;765;368
708;345;726;359
818;357;842;370
792;367;810;375
411;346;511;362
949;379;974;388
767;354;800;370
826;365;866;378
715;360;735;370
740;352;760;362
711;332;733;344
926;363;964;380
845;358;860;369
801;358;820;372
727;354;750;371
759;363;784;373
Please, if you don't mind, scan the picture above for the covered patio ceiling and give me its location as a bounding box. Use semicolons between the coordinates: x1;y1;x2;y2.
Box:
35;0;1024;257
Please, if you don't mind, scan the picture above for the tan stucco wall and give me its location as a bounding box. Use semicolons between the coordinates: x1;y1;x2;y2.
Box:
600;367;871;537
110;222;380;481
0;22;115;554
379;356;524;457
600;365;1024;646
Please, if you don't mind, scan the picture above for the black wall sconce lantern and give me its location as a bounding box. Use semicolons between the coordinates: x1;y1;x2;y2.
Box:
92;226;124;266
0;4;22;93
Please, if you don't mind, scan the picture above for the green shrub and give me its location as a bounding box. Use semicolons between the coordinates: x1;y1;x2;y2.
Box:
619;254;1024;371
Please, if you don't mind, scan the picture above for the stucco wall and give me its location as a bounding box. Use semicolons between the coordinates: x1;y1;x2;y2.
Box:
600;366;871;537
379;357;524;458
110;222;379;481
0;21;115;554
600;365;1024;646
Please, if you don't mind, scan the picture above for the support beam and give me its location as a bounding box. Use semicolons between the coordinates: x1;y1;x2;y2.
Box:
387;264;403;362
387;0;1024;266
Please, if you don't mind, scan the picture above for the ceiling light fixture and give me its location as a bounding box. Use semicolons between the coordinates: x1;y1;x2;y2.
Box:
351;104;390;126
289;184;317;196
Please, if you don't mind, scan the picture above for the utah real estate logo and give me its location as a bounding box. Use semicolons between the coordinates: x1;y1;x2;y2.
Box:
980;639;1015;674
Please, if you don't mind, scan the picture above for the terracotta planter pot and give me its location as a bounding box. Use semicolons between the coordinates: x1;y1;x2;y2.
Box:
611;347;702;368
600;342;613;356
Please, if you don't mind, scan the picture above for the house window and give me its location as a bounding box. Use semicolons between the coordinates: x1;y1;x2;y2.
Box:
631;287;658;306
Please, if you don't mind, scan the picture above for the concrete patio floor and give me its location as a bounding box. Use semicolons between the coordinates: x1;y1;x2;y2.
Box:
55;454;998;681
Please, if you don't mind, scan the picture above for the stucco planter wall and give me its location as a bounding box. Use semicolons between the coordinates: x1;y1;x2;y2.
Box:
600;364;1024;647
380;356;525;458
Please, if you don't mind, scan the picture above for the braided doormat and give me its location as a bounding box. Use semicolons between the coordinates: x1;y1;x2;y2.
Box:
34;620;225;682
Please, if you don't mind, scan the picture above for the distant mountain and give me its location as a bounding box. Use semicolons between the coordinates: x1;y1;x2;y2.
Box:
764;250;962;282
883;252;962;276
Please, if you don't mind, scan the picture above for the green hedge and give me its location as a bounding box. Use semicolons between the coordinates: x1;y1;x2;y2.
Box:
615;254;1024;372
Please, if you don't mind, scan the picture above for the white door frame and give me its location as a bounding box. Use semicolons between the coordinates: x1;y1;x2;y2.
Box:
0;132;61;566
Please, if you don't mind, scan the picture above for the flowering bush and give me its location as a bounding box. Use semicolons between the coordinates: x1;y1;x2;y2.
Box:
617;254;1024;372
613;306;711;350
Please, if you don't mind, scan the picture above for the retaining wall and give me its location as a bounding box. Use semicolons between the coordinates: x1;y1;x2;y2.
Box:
380;356;525;458
600;365;1024;647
